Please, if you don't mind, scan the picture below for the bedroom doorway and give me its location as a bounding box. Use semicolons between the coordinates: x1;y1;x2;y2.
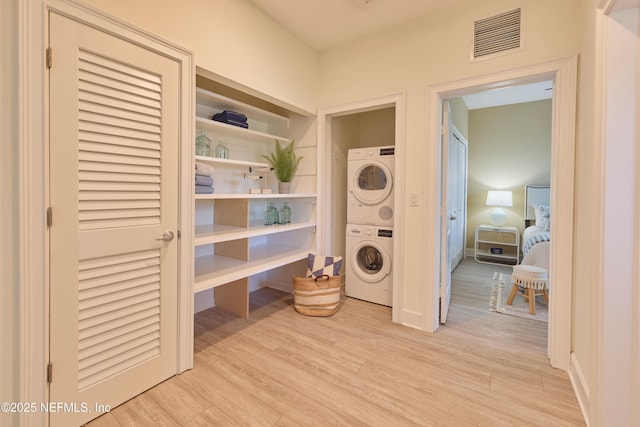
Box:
443;85;552;328
429;57;577;370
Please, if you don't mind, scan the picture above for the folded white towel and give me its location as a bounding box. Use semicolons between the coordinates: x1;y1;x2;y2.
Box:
195;162;215;177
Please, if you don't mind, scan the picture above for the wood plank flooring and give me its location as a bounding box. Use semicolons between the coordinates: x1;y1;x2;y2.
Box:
86;257;585;426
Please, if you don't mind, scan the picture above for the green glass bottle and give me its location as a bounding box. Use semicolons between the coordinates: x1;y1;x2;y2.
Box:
215;141;229;159
195;131;211;156
264;202;278;226
278;202;291;224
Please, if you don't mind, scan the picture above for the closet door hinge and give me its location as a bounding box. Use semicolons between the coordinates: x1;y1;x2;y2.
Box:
46;47;52;69
46;207;53;228
47;362;53;383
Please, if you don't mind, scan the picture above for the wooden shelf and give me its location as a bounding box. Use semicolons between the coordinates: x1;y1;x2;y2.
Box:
194;221;316;246
195;116;291;144
196;87;289;127
195;193;317;200
195;155;269;169
194;245;310;293
475;248;518;261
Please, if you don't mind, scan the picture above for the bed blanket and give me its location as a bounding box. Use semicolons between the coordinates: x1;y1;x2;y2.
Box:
522;226;550;257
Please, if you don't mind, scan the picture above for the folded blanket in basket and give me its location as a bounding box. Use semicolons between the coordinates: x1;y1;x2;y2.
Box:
306;253;343;278
195;162;215;176
195;184;214;194
195;174;214;186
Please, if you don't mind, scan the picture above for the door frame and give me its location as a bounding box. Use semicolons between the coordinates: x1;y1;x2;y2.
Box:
425;56;577;370
18;1;194;424
591;1;640;424
318;93;406;323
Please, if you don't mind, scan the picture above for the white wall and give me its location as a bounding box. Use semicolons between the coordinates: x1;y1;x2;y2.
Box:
466;100;552;248
572;0;600;419
318;0;583;323
331;115;360;259
594;5;640;425
80;0;319;114
1;0;20;425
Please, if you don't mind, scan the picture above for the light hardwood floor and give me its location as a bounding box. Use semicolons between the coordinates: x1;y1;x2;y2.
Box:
87;257;585;426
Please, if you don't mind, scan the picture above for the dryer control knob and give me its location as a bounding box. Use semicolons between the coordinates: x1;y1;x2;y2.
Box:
365;229;373;236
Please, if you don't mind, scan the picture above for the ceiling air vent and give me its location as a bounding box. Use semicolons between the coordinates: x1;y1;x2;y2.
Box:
472;8;522;60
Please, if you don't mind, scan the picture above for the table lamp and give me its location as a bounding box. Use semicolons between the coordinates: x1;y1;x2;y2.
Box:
486;190;512;226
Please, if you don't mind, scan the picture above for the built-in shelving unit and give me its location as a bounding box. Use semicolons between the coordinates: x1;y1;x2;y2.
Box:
193;74;317;318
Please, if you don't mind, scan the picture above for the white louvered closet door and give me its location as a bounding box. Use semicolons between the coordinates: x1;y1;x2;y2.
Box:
49;12;179;426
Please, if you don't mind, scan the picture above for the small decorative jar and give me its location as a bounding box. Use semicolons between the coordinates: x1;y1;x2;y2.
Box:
278;202;291;224
264;202;278;226
195;131;211;156
215;141;229;159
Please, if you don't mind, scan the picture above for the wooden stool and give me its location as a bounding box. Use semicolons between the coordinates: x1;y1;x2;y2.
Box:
507;265;549;314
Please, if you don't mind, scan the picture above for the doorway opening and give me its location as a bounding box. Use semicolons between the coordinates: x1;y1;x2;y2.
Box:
440;83;553;326
318;93;406;321
427;57;577;370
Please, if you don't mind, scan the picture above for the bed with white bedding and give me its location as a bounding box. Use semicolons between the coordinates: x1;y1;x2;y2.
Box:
522;185;551;259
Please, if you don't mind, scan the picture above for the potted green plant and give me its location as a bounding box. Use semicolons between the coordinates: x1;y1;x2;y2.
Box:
262;139;303;193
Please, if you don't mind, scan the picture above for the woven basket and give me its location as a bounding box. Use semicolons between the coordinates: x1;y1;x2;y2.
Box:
292;274;342;317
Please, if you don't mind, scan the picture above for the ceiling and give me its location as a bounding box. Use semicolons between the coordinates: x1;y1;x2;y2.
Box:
248;0;465;51
248;0;553;109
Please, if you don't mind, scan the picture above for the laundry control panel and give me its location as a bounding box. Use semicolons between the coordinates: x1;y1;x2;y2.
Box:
378;229;393;238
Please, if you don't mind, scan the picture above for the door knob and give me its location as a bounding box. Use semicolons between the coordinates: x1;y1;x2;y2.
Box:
155;231;175;241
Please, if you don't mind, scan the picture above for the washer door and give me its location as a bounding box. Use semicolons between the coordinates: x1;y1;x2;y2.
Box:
351;241;391;283
351;161;393;205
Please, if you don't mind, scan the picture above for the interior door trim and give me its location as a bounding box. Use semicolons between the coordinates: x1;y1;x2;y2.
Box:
19;1;193;424
425;56;577;372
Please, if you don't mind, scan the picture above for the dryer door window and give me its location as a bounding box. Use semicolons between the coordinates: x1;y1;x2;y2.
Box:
352;162;393;205
351;242;391;283
357;246;384;273
358;166;387;190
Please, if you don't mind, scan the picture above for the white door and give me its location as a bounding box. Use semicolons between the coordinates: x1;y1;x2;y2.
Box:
440;103;469;324
440;102;453;324
48;12;180;426
451;132;468;268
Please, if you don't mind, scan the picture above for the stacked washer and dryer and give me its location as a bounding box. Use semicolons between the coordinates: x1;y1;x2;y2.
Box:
345;145;395;307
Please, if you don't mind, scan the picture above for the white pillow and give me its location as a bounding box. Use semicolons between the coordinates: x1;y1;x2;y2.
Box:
535;205;551;230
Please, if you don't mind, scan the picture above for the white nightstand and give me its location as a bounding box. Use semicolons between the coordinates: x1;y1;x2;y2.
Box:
474;225;520;266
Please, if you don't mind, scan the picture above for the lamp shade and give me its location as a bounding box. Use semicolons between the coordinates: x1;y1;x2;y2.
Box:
486;190;512;226
486;190;513;207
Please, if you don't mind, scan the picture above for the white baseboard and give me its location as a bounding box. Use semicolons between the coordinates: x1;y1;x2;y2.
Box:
569;352;590;426
400;309;424;330
266;280;294;293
